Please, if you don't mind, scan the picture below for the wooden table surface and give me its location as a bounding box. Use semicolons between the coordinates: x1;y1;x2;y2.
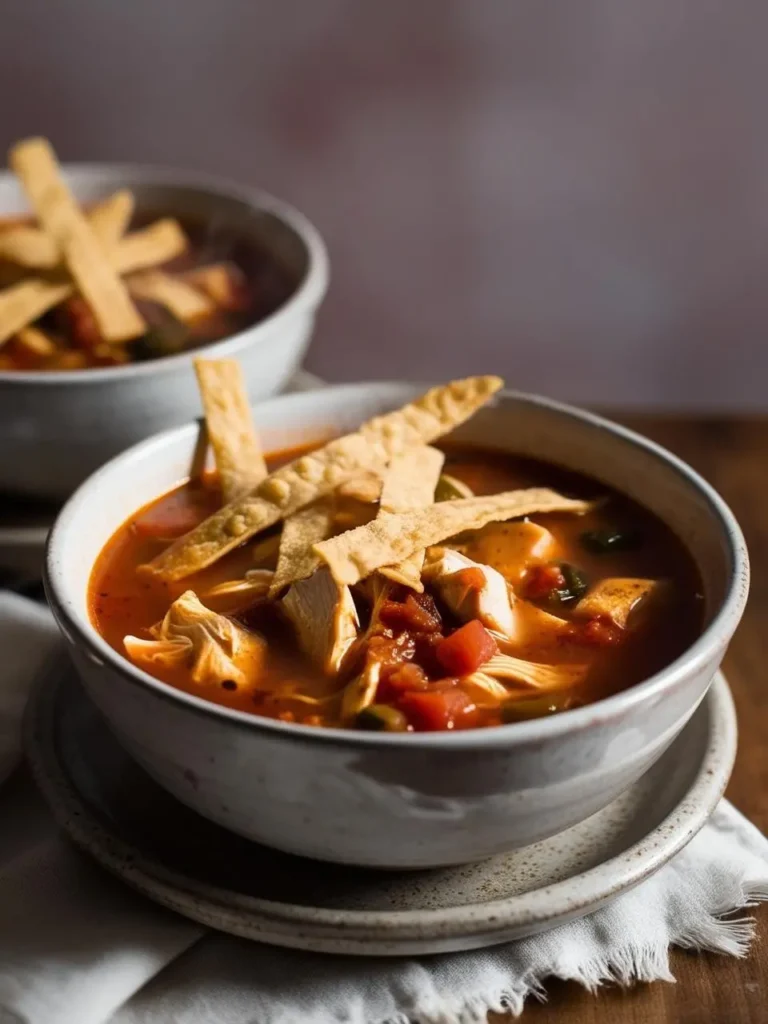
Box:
492;415;768;1024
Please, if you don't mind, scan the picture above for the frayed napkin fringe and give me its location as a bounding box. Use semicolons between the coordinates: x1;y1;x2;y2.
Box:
375;882;768;1024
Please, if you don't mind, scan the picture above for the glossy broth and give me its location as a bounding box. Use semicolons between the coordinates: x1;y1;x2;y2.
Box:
90;444;704;730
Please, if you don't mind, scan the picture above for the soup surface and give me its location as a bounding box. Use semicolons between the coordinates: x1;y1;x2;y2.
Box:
90;444;703;732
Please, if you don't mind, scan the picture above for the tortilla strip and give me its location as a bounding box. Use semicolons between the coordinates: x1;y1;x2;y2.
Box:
0;190;134;268
336;473;382;504
182;262;245;308
15;325;56;356
0;279;71;346
270;500;334;597
379;446;444;515
0;225;57;269
9;137;145;341
130;270;214;321
143;376;502;581
87;190;135;248
194;358;267;503
377;445;444;591
111;219;188;275
0;217;188;346
314;489;594;587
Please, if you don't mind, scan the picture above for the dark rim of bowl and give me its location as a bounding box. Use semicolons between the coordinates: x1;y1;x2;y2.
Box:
44;383;750;751
0;163;329;384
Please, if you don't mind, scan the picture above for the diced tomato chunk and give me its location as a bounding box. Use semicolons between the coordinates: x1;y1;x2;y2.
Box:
366;633;415;667
57;296;103;350
577;616;624;647
377;662;430;703
379;594;442;633
447;567;487;590
436;620;497;675
411;631;444;676
429;677;460;691
523;564;566;600
398;688;477;731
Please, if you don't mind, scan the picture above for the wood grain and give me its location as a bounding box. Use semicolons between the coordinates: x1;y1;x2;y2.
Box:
491;415;768;1022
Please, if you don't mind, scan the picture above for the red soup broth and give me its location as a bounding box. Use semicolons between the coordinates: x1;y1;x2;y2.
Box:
89;444;704;731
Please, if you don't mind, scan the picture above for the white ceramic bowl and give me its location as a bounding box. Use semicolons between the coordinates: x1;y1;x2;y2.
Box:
0;165;329;499
44;384;749;869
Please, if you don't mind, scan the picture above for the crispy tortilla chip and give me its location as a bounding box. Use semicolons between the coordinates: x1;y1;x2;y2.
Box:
0;279;71;347
314;489;593;586
270;500;334;597
113;218;188;275
0;212;187;345
9;137;145;341
379;445;444;515
0;225;57;269
194;358;267;504
378;445;444;591
336;473;382;504
87;190;135;247
0;210;183;275
143;376;502;580
0;190;134;269
15;325;56;357
182;262;246;308
130;270;214;322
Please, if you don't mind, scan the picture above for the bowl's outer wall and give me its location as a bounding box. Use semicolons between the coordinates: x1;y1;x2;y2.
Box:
46;383;746;868
0;167;327;498
0;316;313;496
69;642;721;867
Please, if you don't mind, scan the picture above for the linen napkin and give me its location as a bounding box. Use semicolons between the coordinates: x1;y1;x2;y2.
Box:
0;594;766;1024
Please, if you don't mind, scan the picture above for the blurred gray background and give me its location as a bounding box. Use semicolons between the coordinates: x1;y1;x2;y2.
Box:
1;0;765;409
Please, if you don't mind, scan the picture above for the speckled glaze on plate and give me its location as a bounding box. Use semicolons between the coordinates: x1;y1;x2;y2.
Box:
24;665;736;956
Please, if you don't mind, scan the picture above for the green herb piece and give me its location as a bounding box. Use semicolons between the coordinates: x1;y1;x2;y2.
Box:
548;562;588;604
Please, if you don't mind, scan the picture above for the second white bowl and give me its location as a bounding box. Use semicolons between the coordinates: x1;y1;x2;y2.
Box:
0;164;329;499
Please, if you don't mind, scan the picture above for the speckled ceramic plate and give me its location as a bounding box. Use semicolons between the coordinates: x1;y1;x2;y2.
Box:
24;666;736;956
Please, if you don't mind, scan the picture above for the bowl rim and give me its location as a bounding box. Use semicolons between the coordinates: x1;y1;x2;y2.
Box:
0;162;329;385
45;381;750;751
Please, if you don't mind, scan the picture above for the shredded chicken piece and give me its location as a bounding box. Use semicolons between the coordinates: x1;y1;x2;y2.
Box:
452;520;558;583
574;578;658;627
423;548;517;637
340;658;382;722
124;590;265;687
204;568;274;600
481;653;588;690
281;568;359;675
